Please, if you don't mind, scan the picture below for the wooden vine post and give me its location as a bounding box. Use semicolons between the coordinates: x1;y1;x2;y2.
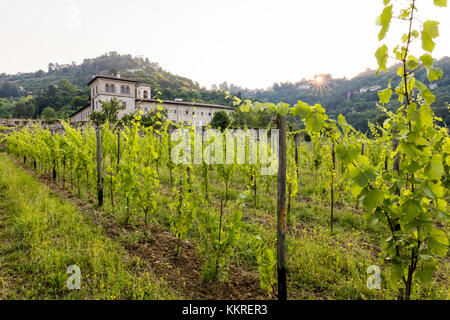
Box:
294;132;300;177
276;113;287;300
330;142;335;234
96;126;103;207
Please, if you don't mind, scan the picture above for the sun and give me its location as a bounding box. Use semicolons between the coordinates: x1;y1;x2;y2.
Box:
314;75;324;86
311;74;328;96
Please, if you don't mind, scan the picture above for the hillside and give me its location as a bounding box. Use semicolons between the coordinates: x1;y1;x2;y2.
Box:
227;56;450;132
0;52;232;119
0;53;449;132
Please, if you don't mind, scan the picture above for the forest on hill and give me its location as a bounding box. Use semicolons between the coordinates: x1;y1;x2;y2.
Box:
0;52;449;133
220;56;450;132
0;52;232;119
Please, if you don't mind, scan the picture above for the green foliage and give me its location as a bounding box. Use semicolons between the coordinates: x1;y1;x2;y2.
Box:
421;20;440;53
210;110;231;132
197;204;243;282
359;0;449;299
0;153;175;299
376;4;393;41
41;106;57;119
257;241;277;297
13;96;35;119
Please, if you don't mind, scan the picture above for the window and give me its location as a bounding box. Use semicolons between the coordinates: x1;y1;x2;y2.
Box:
96;86;98;94
121;86;125;94
121;101;126;107
91;101;94;110
126;86;130;95
186;110;188;114
143;90;148;98
174;110;177;114
105;84;110;92
208;112;211;116
110;84;115;93
201;112;204;116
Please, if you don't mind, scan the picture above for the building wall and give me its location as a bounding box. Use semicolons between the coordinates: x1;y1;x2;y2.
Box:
71;106;91;122
136;85;151;99
137;101;233;126
71;77;233;124
92;95;136;117
90;78;136;100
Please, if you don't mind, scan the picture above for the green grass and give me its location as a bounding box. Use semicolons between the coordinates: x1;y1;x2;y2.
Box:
153;164;450;300
0;153;178;299
1;151;448;300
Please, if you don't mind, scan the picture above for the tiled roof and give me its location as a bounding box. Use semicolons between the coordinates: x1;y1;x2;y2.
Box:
136;98;234;109
87;75;139;86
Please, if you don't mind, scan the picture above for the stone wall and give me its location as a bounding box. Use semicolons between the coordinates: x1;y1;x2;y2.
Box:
0;119;90;134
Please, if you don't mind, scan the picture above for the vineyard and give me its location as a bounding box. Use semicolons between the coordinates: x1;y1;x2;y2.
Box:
0;0;449;301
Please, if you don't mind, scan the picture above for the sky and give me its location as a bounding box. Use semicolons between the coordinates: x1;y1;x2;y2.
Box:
0;0;449;89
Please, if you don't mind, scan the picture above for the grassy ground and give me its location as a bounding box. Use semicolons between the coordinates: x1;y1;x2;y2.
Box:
0;152;178;299
0;151;448;299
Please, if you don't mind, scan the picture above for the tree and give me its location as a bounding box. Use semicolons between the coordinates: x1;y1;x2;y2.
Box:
0;98;13;118
71;96;88;110
0;82;20;98
41;106;57;119
210;110;231;131
13;97;35;118
89;97;125;125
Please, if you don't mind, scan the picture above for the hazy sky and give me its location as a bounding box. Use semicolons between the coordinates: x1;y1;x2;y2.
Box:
0;0;448;89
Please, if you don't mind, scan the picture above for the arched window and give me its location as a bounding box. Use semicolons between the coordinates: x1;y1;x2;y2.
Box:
120;85;125;94
105;84;110;92
143;90;148;98
126;86;130;95
110;84;115;93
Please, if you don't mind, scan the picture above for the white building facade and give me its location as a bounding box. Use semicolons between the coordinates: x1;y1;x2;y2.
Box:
71;75;234;125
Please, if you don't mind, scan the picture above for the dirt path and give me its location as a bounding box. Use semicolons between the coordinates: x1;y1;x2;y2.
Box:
12;156;267;300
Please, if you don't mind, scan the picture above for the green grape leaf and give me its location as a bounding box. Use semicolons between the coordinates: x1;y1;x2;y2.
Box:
378;87;392;104
428;238;448;257
428;67;443;82
420;53;434;68
424;155;444;180
376;5;393;41
418;104;434;127
361;188;384;211
291;101;312;119
415;80;435;105
375;45;388;73
421;20;440;53
402;199;421;220
336;142;360;164
276;102;290;116
406;55;419;69
431;228;449;245
365;211;379;226
416;261;437;283
433;0;447;7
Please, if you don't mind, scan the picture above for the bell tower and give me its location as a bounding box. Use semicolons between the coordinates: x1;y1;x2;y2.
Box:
136;84;151;99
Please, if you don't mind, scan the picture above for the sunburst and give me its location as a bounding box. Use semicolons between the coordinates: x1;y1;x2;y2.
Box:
311;74;328;96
